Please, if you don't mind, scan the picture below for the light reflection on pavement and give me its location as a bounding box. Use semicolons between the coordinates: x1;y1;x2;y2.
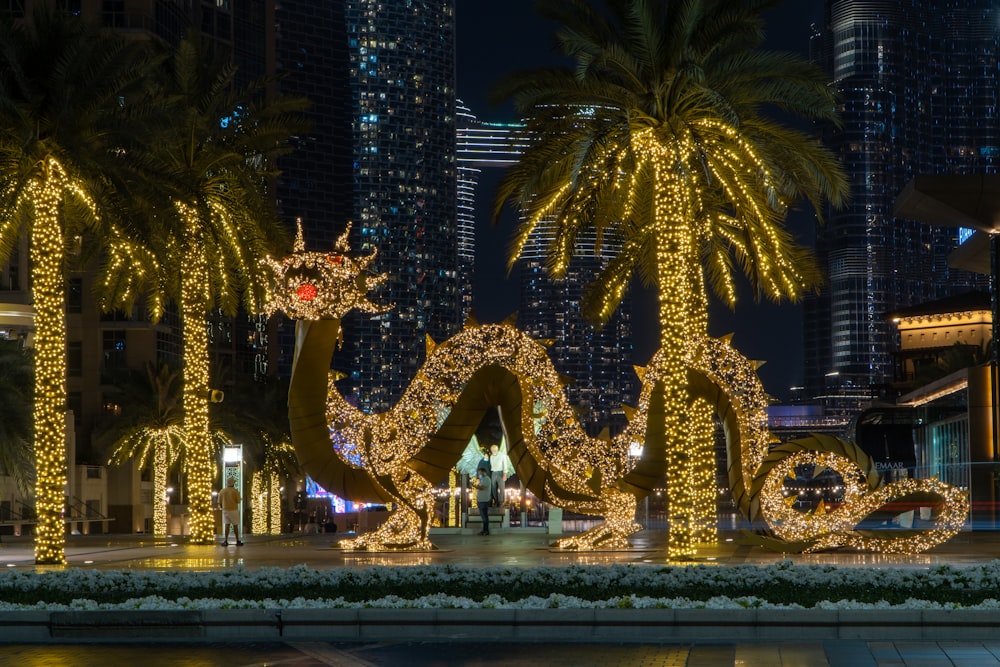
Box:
0;528;994;572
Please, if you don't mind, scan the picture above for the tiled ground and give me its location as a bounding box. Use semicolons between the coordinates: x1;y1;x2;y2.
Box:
0;640;996;666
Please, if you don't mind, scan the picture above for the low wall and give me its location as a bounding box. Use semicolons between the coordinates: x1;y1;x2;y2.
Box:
1;608;998;643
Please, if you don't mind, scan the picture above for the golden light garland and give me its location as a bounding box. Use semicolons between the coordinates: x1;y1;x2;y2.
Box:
751;440;969;553
176;201;217;544
804;477;969;553
250;471;266;536
24;158;77;565
447;468;459;528
272;226;969;557
642;129;699;558
250;437;294;535
687;268;717;547
109;427;184;536
260;221;385;321
154;442;169;535
272;484;282;534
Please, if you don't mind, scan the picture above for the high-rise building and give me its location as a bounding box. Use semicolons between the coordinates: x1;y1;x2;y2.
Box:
517;221;635;435
338;0;461;412
455;103;528;324
804;0;996;405
456;108;635;434
269;1;355;379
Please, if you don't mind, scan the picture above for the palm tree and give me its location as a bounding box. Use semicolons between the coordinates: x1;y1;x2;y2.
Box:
493;0;847;558
214;377;300;534
0;6;151;563
95;364;186;535
99;32;306;544
0;340;34;496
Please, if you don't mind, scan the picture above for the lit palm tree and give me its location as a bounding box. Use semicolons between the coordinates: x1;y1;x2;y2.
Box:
96;364;186;536
0;6;151;563
214;377;300;534
494;0;847;557
99;32;306;544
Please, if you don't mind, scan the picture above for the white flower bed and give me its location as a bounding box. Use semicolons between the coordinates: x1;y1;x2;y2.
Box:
1;561;999;611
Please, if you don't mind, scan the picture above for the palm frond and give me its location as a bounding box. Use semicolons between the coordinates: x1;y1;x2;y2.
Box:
493;0;847;336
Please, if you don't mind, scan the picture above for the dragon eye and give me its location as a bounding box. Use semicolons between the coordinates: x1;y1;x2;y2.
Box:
296;283;318;301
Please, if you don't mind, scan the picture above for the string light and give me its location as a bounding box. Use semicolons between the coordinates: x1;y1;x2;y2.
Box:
176;201;217;545
750;435;969;553
260;221;385;321
109;430;182;536
269;225;968;556
250;472;266;536
250;437;295;535
22;158;80;565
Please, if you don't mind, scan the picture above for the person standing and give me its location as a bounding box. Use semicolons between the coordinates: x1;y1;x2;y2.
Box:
475;468;492;535
489;443;508;507
219;478;243;546
477;448;491;477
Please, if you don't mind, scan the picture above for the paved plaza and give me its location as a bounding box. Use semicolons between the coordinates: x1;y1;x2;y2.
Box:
4;525;998;571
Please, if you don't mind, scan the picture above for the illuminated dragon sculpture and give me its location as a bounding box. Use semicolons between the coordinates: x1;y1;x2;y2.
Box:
262;227;968;554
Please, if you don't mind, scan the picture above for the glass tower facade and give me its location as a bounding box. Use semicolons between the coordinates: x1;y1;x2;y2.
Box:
456;108;635;435
269;1;355;379
804;0;997;404
517;222;635;435
340;0;461;412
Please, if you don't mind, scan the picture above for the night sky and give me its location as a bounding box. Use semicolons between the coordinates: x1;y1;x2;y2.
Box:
455;1;826;402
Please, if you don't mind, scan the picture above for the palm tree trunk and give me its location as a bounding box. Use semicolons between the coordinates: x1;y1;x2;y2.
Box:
30;165;69;565
153;441;168;535
653;237;698;558
251;471;264;535
268;471;281;534
178;203;215;544
687;265;717;545
650;154;703;559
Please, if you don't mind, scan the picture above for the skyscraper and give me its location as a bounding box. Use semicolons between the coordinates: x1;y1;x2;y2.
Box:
456;107;635;434
339;0;461;412
517;221;635;435
455;102;527;324
804;0;996;404
270;1;355;380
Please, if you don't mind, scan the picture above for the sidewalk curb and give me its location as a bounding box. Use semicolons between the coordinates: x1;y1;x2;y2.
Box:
0;608;996;643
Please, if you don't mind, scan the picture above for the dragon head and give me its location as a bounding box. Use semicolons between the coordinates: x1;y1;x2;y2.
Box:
261;220;386;320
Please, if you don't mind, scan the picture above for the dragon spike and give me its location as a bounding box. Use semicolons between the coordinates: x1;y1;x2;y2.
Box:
334;221;353;253
718;332;735;345
621;404;636;421
754;360;766;370
293;217;306;253
557;373;576;386
501;311;519;327
537;338;556;348
633;365;647;383
361;249;378;271
463;311;480;329
425;333;437;356
596;426;611;442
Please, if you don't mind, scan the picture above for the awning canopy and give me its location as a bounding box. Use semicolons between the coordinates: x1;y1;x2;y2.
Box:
895;174;1000;233
894;175;1000;276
